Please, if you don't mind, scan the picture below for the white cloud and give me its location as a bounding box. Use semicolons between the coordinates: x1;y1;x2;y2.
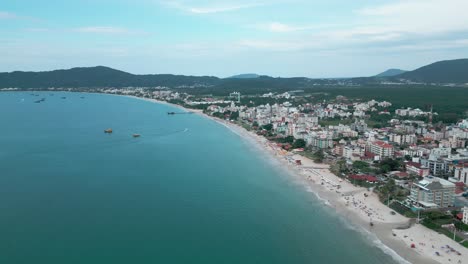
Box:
255;22;339;33
75;26;141;35
163;1;264;14
356;0;468;34
0;11;17;19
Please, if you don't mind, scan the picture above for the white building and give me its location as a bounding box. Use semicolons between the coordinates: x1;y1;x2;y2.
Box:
463;207;468;225
410;176;456;208
367;141;394;158
454;167;468;185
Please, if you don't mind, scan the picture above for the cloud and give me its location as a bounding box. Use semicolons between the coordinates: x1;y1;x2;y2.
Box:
255;22;339;33
75;26;143;35
163;1;264;14
0;11;17;19
356;0;468;34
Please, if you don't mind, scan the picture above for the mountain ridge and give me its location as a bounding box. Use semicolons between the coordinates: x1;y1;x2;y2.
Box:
374;69;407;77
1;58;468;89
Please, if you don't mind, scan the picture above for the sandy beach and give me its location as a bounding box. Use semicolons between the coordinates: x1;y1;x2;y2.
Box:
126;95;467;264
201;116;468;264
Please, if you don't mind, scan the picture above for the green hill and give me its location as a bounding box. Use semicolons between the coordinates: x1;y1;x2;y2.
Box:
395;59;468;83
228;73;261;79
374;69;407;77
0;66;219;88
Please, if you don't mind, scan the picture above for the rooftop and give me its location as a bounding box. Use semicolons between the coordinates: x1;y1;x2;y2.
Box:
416;176;455;190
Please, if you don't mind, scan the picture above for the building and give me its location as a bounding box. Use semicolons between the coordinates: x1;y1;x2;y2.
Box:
389;133;417;145
420;158;449;177
454;167;468;185
308;136;334;149
405;161;430;177
367;140;394;158
410;176;456;208
463;207;468;225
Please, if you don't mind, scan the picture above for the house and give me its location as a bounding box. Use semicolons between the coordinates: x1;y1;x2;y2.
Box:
349;174;378;183
410;176;456;208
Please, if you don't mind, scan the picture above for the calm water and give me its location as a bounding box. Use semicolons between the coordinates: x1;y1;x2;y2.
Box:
0;92;400;264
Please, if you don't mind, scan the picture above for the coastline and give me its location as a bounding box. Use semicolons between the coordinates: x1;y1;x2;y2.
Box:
118;95;467;263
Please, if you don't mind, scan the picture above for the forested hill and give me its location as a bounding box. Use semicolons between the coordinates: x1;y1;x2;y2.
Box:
0;66;220;88
0;66;338;89
1;58;468;89
394;59;468;83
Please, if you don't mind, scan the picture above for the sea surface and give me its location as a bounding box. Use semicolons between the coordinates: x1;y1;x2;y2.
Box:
0;92;401;264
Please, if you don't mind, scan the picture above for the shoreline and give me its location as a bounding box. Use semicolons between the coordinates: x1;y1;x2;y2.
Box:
11;91;464;264
201;110;468;264
131;95;468;264
129;95;444;263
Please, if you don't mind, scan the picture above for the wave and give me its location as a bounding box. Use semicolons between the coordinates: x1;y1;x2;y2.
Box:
333;211;411;264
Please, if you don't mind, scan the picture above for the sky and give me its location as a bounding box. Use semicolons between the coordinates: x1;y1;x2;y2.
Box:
1;0;468;77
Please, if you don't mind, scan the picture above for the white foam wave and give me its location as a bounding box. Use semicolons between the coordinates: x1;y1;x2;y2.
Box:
307;189;332;206
335;215;411;264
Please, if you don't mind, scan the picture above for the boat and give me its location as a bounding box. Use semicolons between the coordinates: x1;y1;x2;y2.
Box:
167;112;176;115
104;129;113;134
132;134;141;138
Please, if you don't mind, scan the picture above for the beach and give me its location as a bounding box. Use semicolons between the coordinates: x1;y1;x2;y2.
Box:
129;95;468;264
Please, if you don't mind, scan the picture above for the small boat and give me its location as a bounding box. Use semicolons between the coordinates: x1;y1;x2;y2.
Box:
167;112;176;115
104;129;113;134
132;134;141;138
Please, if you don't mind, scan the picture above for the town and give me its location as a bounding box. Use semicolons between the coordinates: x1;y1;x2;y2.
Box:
99;86;468;245
14;85;468;248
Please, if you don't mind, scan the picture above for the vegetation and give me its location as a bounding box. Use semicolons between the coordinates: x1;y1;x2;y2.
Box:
311;149;325;163
421;211;468;247
389;202;416;218
377;179;408;203
378;158;403;173
396;58;468;83
292;139;306;149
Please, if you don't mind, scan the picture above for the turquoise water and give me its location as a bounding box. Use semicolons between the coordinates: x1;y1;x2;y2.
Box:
0;92;400;264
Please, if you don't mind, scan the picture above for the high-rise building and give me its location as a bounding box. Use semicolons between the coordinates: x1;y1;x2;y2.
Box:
410;176;456;208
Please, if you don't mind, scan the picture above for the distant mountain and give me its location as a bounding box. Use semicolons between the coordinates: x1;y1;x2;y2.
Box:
395;59;468;83
374;69;407;77
1;58;467;89
228;73;261;79
0;66;219;88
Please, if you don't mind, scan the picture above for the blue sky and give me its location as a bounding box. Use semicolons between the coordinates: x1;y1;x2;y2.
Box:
1;0;468;77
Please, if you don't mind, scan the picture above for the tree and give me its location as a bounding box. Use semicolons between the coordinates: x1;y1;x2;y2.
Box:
330;159;348;176
312;149;325;163
292;139;306;149
230;111;239;120
262;123;273;131
353;161;370;170
379;158;402;173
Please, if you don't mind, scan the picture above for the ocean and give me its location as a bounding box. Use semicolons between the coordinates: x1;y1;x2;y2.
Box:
0;92;401;264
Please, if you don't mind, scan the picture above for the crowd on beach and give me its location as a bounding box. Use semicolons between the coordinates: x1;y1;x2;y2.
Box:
394;224;466;264
202;111;468;264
